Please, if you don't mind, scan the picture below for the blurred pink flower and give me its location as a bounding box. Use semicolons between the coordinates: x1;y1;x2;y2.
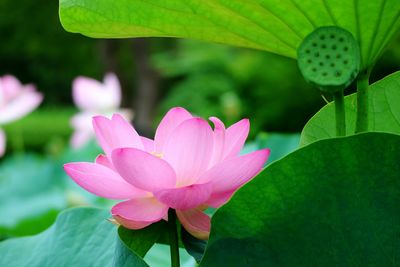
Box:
0;75;43;157
70;73;132;149
64;107;269;239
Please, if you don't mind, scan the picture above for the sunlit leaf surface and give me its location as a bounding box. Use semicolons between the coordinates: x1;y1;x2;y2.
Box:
60;0;400;70
300;71;400;145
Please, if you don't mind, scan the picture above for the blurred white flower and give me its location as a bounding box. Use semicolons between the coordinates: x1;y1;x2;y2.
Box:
0;75;43;157
70;73;133;149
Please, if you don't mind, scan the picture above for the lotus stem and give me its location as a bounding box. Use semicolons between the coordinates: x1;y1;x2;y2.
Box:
355;70;370;133
333;90;346;136
168;209;180;267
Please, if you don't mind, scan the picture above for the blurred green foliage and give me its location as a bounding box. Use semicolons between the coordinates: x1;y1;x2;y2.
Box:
0;154;65;238
0;143;105;239
153;39;400;135
0;0;399;146
0;0;103;104
2;108;74;153
153;40;325;134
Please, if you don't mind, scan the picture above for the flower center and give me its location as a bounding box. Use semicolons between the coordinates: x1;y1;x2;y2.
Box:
151;152;163;159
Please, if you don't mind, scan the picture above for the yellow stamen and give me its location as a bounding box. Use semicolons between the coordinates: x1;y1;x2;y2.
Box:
151;152;164;159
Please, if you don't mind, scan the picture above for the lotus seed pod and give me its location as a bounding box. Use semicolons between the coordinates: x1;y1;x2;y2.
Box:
297;26;360;93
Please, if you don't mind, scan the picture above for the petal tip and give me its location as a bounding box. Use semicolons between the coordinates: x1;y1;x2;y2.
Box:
192;117;210;126
111;113;124;121
240;118;250;127
262;148;271;157
253;148;271;163
92;115;106;123
63;163;71;172
170;106;189;113
92;115;110;129
63;162;77;171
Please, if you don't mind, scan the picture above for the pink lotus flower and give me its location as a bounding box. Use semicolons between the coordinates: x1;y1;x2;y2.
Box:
0;75;43;157
70;73;133;149
64;107;269;239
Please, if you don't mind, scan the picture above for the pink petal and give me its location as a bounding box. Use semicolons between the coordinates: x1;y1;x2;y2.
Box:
223;119;250;159
154;107;193;152
95;154;114;169
64;162;148;199
0;128;5;157
71;112;93;131
72;76;106;110
103;73;122;107
176;209;211;240
163;118;214;186
208;117;226;167
205;190;235;208
93;114;143;158
111;148;176;192
154;183;212;210
141;136;155;153
201;148;270;197
72;75;120;111
117;108;134;121
112;197;168;229
70;112;95;149
0;75;21;100
0;85;42;124
70;129;93;149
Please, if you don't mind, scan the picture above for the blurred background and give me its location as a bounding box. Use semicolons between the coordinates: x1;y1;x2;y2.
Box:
0;1;399;264
1;0;400;151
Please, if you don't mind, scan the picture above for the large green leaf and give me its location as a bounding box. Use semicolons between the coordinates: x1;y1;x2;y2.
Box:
200;132;400;266
181;226;207;263
0;143;104;238
300;71;400;146
115;222;167;267
0;155;66;238
144;244;196;267
0;207;148;267
59;0;400;70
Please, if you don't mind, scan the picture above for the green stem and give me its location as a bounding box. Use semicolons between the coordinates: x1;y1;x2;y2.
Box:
355;70;370;133
168;209;180;267
333;90;346;137
12;124;25;156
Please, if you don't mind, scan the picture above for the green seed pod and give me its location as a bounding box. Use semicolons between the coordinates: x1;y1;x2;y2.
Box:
297;26;360;93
